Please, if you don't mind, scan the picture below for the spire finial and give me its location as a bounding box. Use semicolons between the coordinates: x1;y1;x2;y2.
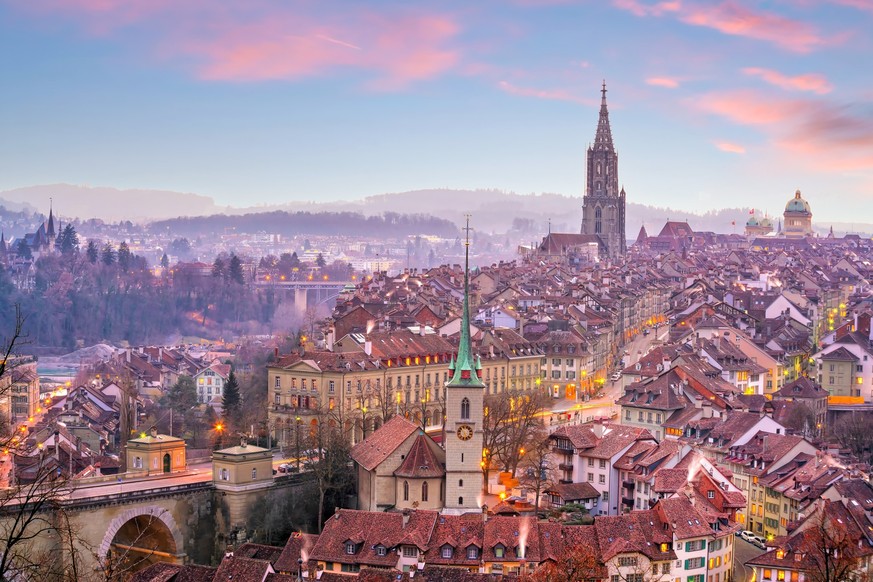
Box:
548;218;551;235
601;80;607;103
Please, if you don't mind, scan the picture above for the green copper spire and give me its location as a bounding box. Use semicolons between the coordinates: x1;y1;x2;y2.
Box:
447;215;484;388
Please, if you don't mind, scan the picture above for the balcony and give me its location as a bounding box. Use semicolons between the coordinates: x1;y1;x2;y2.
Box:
551;446;573;456
559;462;574;471
558;479;573;485
622;480;636;490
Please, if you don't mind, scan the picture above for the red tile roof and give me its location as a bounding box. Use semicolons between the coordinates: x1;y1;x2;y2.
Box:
351;416;420;471
394;434;445;479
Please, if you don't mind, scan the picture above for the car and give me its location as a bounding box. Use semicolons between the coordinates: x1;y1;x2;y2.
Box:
752;535;768;549
739;530;756;543
610;372;622;381
278;463;291;473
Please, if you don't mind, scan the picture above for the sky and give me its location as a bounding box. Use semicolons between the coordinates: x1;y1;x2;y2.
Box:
1;0;872;223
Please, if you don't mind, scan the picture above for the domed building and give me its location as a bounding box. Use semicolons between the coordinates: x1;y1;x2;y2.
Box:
745;213;773;237
783;189;813;238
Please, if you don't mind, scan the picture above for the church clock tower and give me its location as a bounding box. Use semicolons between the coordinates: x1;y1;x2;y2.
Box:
443;217;485;514
581;81;626;258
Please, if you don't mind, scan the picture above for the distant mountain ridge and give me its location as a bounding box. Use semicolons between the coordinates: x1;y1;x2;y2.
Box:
2;183;867;235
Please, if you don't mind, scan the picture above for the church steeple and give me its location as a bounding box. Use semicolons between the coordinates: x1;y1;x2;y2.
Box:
47;198;56;239
593;80;614;151
447;216;483;389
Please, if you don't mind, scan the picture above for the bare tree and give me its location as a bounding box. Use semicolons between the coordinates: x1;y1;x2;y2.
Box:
517;428;555;512
304;405;355;531
794;501;870;582
833;412;873;464
481;391;549;492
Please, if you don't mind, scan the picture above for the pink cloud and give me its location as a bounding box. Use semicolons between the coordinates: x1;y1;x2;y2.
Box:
679;2;826;53
693;89;873;170
713;141;746;154
612;0;681;17
646;76;680;88
742;67;833;94
497;80;596;105
832;0;873;11
9;1;463;89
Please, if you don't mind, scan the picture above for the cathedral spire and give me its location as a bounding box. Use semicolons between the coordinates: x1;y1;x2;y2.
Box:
593;80;614;151
47;197;56;239
447;216;483;389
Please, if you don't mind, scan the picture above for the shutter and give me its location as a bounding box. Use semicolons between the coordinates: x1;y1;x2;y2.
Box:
684;559;691;569
701;540;706;549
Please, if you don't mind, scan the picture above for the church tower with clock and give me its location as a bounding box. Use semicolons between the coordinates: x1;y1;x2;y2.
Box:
443;218;485;514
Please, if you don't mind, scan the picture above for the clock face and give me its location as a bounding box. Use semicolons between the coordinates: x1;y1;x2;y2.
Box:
457;425;473;441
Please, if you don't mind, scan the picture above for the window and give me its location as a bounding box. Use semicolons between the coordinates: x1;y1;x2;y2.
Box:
376;546;386;556
461;398;470;420
687;576;705;582
219;468;229;481
442;546;453;559
274;376;281;388
708;490;715;499
467;547;478;559
133;456;143;469
588;473;594;482
329;381;335;393
345;542;357;555
422;481;429;502
251;468;257;480
599;459;606;469
403;481;409;501
494;546;504;558
598;474;605;484
402;546;417;558
588;458;594;467
638;411;644;422
685;540;706;552
459;479;463;487
662;562;671;574
684;557;705;569
602;491;609;502
618;557;638;567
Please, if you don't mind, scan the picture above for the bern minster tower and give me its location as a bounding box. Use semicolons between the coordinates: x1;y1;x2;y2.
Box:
443;217;485;514
581;82;626;258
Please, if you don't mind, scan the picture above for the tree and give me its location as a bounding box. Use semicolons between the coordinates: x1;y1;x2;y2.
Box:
117;242;132;272
222;370;242;426
530;542;604;582
517;429;555;512
481;391;550;492
315;253;326;268
15;239;32;260
160;253;169;269
228;254;245;285
782;402;817;437
305;406;355;532
86;240;99;264
833;412;873;464
793;501;867;582
212;256;226;280
166;375;198;415
56;224;79;255
101;243;116;266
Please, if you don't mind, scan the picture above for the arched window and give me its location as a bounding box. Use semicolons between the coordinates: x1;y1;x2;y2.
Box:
595;207;602;234
403;481;409;501
422;481;429;502
461;397;470;420
459;497;464;506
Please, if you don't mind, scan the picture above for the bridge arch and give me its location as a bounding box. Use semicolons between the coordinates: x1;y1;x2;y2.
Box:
98;505;185;564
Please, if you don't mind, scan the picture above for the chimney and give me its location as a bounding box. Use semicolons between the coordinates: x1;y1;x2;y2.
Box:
402;508;411;527
364;340;372;356
274;347;279;359
150;425;158;438
125;349;131;363
702;401;712;419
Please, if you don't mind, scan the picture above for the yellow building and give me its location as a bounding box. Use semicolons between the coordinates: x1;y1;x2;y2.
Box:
126;427;186;475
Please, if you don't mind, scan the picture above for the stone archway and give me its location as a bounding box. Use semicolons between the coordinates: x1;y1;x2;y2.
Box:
98;505;185;568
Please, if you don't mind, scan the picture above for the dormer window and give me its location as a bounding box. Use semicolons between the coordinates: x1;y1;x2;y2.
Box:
376;546;387;556
442;545;453;559
346;542;357;555
494;544;505;558
467;546;479;560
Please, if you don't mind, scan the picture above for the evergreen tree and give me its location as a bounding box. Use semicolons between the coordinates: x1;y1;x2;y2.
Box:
222;370;242;424
15;240;31;260
229;254;245;285
86;240;99;264
166;375;198;414
57;224;79;255
160;253;169;269
289;251;300;268
117;242;132;271
315;253;326;268
101;243;116;266
212;256;226;280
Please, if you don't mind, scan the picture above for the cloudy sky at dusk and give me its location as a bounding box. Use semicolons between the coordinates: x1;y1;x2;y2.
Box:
1;0;872;222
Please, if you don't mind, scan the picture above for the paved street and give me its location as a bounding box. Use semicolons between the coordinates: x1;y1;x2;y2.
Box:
733;535;766;582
